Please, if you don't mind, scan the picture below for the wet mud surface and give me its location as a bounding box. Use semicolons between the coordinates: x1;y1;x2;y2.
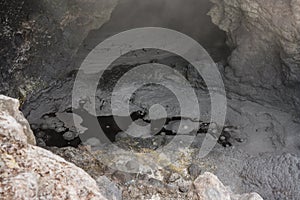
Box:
32;110;236;150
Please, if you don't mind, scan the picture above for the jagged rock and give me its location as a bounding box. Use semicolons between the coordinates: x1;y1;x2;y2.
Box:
193;172;263;200
0;95;35;145
0;142;108;200
0;95;107;200
209;0;300;112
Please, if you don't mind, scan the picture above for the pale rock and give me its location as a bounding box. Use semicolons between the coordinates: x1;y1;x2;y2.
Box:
0;95;108;200
0;95;35;145
193;172;263;200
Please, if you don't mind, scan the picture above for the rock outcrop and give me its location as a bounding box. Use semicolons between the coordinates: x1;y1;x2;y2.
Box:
0;95;107;200
207;0;300;164
0;0;118;98
209;0;300;112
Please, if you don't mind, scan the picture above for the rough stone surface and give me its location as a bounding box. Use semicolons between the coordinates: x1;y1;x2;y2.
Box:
48;146;107;178
206;0;300;161
96;176;123;200
188;163;202;180
193;172;263;200
49;139;269;200
0;0;118;98
209;0;300;113
241;153;300;200
192;148;300;200
0;141;108;200
0;95;35;145
0;96;107;200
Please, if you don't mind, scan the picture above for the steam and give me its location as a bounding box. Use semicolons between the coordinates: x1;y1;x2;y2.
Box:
78;0;229;62
106;0;221;45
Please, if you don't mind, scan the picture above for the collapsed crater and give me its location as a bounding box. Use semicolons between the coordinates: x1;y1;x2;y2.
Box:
1;0;300;199
21;0;231;149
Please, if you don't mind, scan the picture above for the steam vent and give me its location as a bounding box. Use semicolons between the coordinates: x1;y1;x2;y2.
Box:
1;0;300;199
